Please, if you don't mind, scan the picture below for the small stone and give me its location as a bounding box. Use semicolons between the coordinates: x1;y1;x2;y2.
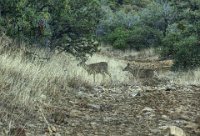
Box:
161;126;186;136
142;107;154;113
161;115;170;121
87;104;101;110
47;126;53;133
50;126;57;132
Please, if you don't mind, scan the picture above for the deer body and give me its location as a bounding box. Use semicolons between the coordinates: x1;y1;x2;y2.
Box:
78;61;111;82
123;63;154;78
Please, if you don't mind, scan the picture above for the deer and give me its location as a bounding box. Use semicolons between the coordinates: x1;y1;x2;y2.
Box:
123;63;155;78
77;60;111;82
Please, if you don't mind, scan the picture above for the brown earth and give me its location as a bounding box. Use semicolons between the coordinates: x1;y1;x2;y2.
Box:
0;82;200;136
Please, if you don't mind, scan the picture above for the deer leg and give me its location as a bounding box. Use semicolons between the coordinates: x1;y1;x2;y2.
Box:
106;72;111;80
108;73;111;78
108;73;113;83
102;73;106;81
93;74;95;83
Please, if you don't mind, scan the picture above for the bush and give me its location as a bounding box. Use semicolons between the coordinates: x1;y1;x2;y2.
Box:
103;25;162;50
104;27;130;49
127;25;162;50
172;36;200;70
0;0;101;58
161;23;200;70
160;24;183;58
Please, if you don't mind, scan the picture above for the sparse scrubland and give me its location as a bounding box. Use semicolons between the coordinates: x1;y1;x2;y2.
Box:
0;0;200;136
0;35;200;136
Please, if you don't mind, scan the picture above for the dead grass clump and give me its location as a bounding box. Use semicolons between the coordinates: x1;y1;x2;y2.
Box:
174;69;200;85
1;35;199;108
67;76;93;91
99;45;158;61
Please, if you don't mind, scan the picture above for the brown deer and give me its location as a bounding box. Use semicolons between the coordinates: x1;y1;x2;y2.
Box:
123;63;155;78
77;60;111;82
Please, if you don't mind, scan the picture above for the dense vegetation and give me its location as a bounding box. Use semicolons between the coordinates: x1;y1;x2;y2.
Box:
0;0;101;58
0;0;200;70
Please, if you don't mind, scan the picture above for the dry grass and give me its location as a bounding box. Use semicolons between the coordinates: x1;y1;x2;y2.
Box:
0;36;131;106
174;69;200;85
99;45;159;61
0;35;200;108
1;36;200;136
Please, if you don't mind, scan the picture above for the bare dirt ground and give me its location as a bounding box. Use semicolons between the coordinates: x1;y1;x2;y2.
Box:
1;83;200;136
0;45;200;136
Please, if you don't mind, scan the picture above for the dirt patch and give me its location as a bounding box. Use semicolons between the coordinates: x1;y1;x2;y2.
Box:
0;84;200;135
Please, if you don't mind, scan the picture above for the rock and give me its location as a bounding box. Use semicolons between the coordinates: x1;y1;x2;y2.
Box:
70;109;83;117
50;126;57;133
141;107;155;119
142;107;154;113
161;115;170;121
87;104;101;111
130;91;141;97
161;126;186;136
144;86;155;92
45;126;52;134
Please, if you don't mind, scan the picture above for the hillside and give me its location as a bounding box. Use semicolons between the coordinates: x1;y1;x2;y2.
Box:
0;0;200;135
0;36;200;136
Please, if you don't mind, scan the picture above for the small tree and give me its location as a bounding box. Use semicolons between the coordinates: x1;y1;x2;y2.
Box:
0;0;101;58
161;0;200;70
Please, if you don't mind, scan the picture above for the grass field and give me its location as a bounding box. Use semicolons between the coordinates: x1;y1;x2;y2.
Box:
0;35;200;135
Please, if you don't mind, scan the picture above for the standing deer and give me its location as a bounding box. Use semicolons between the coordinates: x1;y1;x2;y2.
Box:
77;60;111;82
123;63;155;78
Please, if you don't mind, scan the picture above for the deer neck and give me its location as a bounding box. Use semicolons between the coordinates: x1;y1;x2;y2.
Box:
82;63;90;72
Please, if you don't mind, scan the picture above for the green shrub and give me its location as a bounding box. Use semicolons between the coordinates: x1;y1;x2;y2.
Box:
104;25;161;50
161;23;200;70
172;36;200;70
104;27;130;49
0;0;101;58
160;29;182;58
127;25;162;50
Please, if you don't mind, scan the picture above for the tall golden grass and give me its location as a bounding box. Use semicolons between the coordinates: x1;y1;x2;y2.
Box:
0;35;199;106
0;35;130;105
